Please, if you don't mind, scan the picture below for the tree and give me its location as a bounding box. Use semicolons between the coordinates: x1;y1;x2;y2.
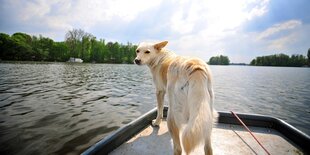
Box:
112;42;121;63
289;54;307;67
51;42;69;61
250;53;307;67
208;55;230;65
126;43;137;64
250;59;256;65
80;34;95;62
11;32;34;60
32;35;54;60
0;31;138;64
65;28;93;60
0;33;15;60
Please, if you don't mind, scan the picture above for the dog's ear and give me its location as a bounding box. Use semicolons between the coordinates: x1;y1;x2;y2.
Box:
154;41;168;51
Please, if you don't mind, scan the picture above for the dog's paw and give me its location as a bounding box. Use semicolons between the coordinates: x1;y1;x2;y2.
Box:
152;119;161;127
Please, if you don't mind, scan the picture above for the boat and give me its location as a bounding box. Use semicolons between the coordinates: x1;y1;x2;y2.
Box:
67;57;83;63
82;107;310;155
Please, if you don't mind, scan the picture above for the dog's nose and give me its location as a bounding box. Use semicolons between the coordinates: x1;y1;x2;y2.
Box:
134;59;141;65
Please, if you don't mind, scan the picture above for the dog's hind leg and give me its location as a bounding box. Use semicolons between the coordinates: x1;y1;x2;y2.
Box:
167;115;182;155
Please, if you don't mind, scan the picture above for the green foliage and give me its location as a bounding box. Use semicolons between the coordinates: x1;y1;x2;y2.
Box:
50;42;69;61
3;30;306;66
12;33;34;60
0;31;137;63
208;55;230;65
250;53;308;67
0;33;16;60
32;35;54;61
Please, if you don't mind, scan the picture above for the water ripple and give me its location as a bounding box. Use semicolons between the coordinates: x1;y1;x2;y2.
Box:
0;63;309;155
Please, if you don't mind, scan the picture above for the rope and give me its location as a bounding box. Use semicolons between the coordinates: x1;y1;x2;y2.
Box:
230;111;271;155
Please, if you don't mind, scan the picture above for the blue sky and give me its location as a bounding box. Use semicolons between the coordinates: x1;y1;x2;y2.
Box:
0;0;309;63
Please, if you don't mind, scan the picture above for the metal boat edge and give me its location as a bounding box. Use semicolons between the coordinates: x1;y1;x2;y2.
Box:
82;107;310;155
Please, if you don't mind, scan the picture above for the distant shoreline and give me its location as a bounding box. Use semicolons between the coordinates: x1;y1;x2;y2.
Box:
229;63;248;66
1;60;309;68
0;60;134;65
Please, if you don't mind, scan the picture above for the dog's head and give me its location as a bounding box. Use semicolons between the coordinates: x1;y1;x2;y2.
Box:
134;41;168;65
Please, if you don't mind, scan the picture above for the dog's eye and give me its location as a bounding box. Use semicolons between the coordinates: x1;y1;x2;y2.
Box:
136;50;140;53
145;50;150;54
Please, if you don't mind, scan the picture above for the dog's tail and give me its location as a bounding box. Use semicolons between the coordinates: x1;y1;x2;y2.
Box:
182;62;217;154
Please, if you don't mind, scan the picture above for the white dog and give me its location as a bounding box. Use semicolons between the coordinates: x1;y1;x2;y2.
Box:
134;41;217;155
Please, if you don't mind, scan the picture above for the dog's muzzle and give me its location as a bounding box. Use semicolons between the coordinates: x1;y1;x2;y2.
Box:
134;59;141;65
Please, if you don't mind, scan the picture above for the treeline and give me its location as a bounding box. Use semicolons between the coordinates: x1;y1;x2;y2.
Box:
0;29;137;63
208;55;230;65
250;53;309;67
208;51;310;67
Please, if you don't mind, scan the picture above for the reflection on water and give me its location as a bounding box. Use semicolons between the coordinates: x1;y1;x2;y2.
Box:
0;62;309;154
212;66;310;133
0;62;154;155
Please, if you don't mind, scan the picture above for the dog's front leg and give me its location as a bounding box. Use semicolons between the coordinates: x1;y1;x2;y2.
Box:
152;90;165;126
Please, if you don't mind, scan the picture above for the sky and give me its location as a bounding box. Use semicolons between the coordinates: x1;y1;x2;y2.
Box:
0;0;309;63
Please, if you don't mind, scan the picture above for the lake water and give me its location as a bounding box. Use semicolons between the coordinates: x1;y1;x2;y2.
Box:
0;62;309;155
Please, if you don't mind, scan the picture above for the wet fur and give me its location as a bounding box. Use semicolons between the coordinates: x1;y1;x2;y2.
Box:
135;41;217;155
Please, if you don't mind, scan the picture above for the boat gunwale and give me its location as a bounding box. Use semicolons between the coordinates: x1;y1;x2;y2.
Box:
82;107;310;155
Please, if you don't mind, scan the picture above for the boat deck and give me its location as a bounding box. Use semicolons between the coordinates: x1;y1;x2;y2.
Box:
110;119;302;155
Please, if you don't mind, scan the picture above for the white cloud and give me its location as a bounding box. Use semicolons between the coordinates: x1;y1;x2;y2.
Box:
264;22;309;53
14;0;55;21
245;0;269;20
214;20;309;62
257;20;302;40
165;0;270;62
3;0;308;63
104;0;162;21
6;0;163;32
170;1;205;34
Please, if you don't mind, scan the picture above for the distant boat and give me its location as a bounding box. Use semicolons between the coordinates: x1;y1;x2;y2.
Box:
68;57;83;63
